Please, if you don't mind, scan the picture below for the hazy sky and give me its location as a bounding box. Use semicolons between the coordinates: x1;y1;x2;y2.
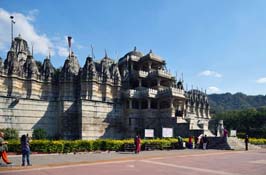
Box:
0;0;266;95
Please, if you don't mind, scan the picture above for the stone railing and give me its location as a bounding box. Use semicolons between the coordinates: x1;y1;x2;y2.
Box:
149;69;172;79
123;88;158;98
124;89;139;98
158;87;185;98
138;70;148;78
139;88;158;98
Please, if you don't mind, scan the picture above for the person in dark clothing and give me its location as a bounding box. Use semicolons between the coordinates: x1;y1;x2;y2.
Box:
21;134;31;166
202;135;208;150
244;135;249;151
177;136;183;149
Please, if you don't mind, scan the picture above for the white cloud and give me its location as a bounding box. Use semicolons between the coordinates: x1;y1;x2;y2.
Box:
57;46;69;57
256;77;266;84
52;36;73;58
198;70;222;78
0;8;53;56
207;86;220;94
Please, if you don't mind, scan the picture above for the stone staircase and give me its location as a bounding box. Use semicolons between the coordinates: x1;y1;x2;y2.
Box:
207;137;261;150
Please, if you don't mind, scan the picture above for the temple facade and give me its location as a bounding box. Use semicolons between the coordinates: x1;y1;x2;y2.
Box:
0;35;211;139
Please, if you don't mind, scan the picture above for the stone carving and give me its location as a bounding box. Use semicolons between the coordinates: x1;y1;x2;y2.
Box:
41;57;55;81
217;120;224;137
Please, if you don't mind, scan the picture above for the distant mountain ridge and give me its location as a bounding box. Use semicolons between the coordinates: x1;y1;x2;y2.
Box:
208;92;266;114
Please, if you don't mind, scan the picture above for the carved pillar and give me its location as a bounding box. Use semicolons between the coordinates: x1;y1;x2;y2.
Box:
147;99;151;109
157;77;161;87
138;78;142;87
148;61;152;72
157;100;160;109
170;98;174;108
130;63;134;72
129;99;132;109
182;102;186;118
171;98;175;117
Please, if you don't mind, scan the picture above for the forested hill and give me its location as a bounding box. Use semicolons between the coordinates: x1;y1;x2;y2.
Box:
208;92;266;114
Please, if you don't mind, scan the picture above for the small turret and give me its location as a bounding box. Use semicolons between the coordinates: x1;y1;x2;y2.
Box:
41;57;55;81
61;52;80;80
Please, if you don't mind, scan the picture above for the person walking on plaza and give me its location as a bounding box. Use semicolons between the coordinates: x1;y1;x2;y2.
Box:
134;135;141;154
202;135;208;150
21;134;31;166
0;132;12;164
244;135;249;151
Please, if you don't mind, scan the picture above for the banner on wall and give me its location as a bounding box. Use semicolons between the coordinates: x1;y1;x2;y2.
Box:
230;130;237;137
145;129;154;138
162;128;173;138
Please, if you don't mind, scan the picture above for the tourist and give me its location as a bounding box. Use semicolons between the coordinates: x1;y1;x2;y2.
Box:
202;135;208;150
177;136;183;149
188;136;193;149
197;134;203;149
134;135;141;154
244;135;249;151
194;136;198;149
0;132;12;164
224;128;228;137
21;134;31;166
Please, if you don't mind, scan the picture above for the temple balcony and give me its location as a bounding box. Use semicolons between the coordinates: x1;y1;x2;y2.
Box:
123;88;158;98
149;69;172;79
136;70;149;78
157;87;185;98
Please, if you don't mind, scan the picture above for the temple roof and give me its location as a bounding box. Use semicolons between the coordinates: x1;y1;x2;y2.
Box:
139;50;164;64
11;34;31;55
118;47;144;64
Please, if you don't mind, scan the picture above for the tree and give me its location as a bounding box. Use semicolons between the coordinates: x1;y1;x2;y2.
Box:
32;128;47;140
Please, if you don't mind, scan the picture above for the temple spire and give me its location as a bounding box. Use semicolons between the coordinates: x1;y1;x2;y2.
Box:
91;45;95;59
104;49;107;58
48;47;51;59
31;42;34;57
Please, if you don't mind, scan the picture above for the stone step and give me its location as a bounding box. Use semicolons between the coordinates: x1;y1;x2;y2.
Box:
205;137;261;150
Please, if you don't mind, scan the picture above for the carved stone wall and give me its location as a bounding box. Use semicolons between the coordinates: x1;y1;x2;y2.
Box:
0;96;59;137
80;100;123;140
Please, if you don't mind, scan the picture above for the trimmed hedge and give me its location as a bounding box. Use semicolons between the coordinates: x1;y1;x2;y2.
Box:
249;138;266;145
7;138;265;154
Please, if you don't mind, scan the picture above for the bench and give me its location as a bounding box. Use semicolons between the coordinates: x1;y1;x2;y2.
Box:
123;143;136;152
144;143;160;151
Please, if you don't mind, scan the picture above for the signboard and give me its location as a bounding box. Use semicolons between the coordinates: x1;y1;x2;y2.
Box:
230;130;237;137
145;129;154;138
162;128;173;138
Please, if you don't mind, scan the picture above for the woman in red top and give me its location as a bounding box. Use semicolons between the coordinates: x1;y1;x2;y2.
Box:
134;135;141;154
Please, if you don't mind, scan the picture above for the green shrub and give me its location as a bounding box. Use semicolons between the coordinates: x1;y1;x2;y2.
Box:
30;140;50;152
47;141;64;153
249;138;266;145
32;128;47;140
73;140;92;152
6;137;216;154
0;128;18;140
62;141;74;153
6;140;20;152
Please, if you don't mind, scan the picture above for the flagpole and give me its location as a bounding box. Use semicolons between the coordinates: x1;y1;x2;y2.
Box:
10;16;15;45
67;36;72;58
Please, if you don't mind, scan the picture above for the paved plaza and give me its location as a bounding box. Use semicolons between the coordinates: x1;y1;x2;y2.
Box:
1;149;266;175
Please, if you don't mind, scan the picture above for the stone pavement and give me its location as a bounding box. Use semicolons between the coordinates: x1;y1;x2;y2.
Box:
3;149;222;167
1;149;266;175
